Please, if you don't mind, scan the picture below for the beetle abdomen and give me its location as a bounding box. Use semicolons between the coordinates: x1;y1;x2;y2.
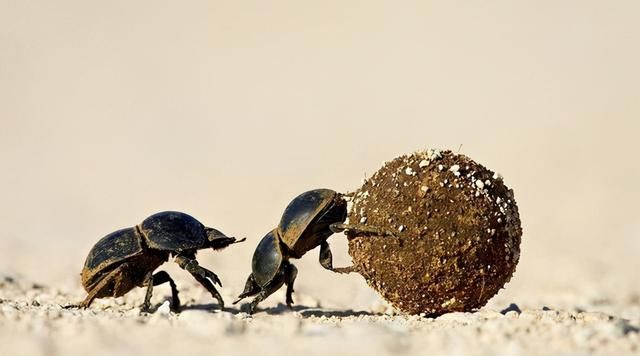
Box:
252;229;284;287
81;227;144;290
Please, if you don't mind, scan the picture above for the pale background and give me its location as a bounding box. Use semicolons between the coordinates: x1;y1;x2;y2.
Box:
1;0;639;312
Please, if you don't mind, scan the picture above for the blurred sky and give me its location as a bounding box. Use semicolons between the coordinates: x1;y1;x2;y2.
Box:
1;1;639;307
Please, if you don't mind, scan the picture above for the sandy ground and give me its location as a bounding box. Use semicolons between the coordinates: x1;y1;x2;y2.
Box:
1;270;639;356
3;1;640;355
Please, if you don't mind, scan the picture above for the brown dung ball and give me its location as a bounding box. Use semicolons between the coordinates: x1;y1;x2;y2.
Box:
348;150;522;315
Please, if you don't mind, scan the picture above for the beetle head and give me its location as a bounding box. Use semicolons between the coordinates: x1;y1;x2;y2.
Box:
205;227;246;250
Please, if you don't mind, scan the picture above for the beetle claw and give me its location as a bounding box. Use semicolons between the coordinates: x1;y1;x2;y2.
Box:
210;273;222;287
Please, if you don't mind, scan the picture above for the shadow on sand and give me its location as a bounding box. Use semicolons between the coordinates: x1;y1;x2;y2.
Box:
180;301;378;318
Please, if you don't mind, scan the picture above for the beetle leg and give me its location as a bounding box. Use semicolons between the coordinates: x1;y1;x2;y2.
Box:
175;255;222;286
244;275;286;314
68;264;127;309
247;290;269;314
111;264;135;297
152;271;181;312
284;263;298;308
140;271;181;312
141;272;154;312
233;274;261;304
331;265;359;274
330;222;397;238
318;240;358;274
193;274;225;310
319;240;333;270
175;255;224;309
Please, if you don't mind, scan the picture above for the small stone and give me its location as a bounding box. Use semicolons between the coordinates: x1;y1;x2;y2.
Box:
156;301;171;316
475;180;485;189
360;216;368;223
419;160;429;168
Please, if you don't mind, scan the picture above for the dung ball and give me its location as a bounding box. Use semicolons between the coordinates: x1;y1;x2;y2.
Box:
348;150;522;315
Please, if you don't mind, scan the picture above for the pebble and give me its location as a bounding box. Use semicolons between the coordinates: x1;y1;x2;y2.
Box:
156;301;171;316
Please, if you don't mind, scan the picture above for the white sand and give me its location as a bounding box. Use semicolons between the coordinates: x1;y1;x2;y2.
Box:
1;272;639;356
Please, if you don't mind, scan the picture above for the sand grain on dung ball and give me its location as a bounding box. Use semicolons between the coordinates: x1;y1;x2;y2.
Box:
348;150;522;315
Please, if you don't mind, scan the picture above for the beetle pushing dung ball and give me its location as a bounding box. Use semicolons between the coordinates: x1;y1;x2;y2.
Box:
233;189;394;314
66;150;521;316
346;150;522;315
67;211;245;312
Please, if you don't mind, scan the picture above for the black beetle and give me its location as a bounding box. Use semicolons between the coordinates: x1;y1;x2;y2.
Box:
69;211;244;312
233;189;391;314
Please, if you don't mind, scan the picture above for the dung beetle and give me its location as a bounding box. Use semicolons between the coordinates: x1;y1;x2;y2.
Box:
233;189;392;314
68;211;245;312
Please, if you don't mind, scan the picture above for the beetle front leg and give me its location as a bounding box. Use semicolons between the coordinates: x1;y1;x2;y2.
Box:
319;240;358;274
175;255;224;309
330;222;396;238
233;273;261;305
242;275;285;315
247;290;269;314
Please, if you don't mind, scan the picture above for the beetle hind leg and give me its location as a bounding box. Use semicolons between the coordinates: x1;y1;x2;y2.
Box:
284;263;298;308
65;264;130;309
